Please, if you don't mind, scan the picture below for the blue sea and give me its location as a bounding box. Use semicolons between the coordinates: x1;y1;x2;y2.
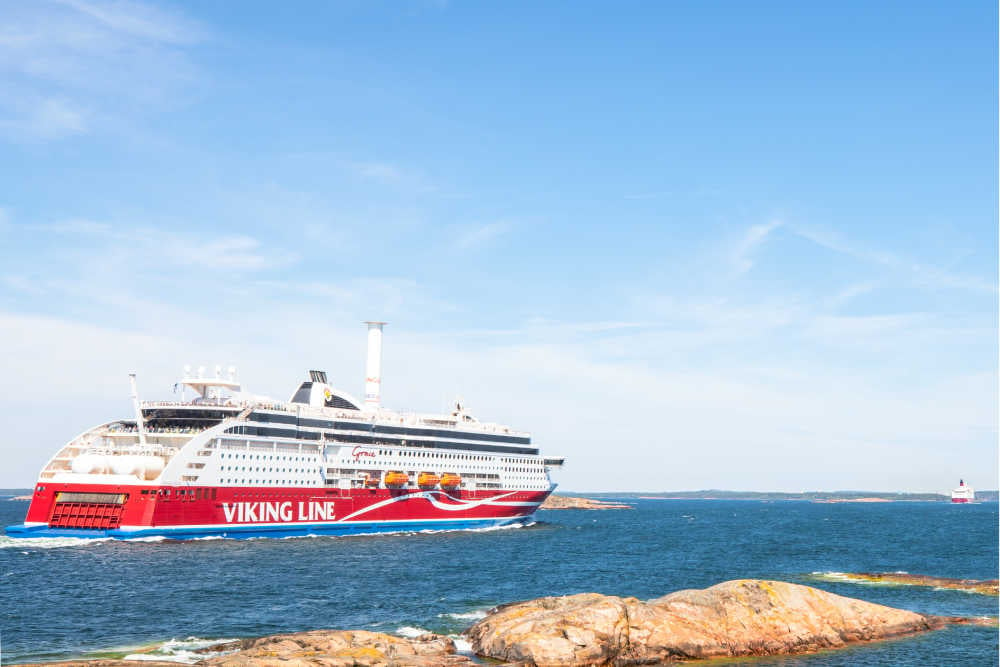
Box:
1;498;997;665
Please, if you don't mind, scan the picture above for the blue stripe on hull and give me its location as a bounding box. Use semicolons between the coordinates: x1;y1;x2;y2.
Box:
5;515;533;540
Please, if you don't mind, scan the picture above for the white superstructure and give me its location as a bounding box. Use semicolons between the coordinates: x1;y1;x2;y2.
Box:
34;325;565;494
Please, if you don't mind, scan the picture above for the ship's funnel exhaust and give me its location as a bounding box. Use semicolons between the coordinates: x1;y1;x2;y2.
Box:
364;321;386;408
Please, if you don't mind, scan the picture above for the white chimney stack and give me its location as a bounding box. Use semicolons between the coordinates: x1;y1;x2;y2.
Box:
364;321;386;409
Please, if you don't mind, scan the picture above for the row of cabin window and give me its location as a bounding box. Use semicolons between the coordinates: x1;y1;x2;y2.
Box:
372;450;495;460
221;453;315;461
369;450;541;467
220;465;317;473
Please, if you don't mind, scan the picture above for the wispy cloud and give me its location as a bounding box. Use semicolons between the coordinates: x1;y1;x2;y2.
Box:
29;97;87;137
346;160;437;194
453;221;511;250
39;219;295;272
162;234;279;271
42;218;111;234
826;281;878;309
732;219;783;273
253;277;455;319
789;223;997;294
0;0;207;140
55;0;208;44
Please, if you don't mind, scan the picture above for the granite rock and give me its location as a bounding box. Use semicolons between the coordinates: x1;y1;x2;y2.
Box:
466;579;940;665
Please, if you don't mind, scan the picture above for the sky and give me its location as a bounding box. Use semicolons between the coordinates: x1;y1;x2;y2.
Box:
0;0;996;492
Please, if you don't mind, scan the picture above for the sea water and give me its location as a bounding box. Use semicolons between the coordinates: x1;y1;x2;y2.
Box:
1;499;996;665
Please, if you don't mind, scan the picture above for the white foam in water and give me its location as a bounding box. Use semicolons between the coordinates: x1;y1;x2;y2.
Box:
416;521;533;536
450;636;473;653
0;520;534;548
395;626;431;638
0;536;112;549
123;637;237;664
438;609;488;621
810;572;909;588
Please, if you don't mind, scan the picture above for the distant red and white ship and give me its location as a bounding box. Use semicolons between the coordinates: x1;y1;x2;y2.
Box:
7;323;563;539
950;479;974;504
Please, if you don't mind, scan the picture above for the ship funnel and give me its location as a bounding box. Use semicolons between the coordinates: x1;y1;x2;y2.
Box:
128;373;148;448
364;321;386;409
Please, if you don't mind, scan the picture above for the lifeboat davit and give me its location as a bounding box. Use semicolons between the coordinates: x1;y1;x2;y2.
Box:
440;473;461;490
384;471;409;487
417;472;440;488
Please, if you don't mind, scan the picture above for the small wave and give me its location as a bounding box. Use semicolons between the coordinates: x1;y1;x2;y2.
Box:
0;536;112;550
809;571;884;584
395;626;431;638
809;572;908;588
123;637;237;664
417;520;533;537
438;609;488;621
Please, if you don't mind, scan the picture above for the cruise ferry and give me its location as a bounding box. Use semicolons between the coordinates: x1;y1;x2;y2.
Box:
7;323;563;539
950;479;974;503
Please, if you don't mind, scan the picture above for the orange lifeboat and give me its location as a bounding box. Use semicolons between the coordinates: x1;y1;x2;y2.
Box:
439;473;462;490
384;471;409;487
417;472;440;488
363;475;379;488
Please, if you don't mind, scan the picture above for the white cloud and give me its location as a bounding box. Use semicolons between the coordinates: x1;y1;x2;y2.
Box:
789;223;997;294
37;220;294;272
2;213;994;493
55;0;208;45
453;221;511;250
826;282;877;308
347;160;436;194
732;219;783;273
0;303;993;492
0;0;207;140
41;218;111;234
29;97;87;137
161;234;285;272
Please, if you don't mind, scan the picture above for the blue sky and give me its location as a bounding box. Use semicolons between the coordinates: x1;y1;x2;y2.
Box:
0;0;996;491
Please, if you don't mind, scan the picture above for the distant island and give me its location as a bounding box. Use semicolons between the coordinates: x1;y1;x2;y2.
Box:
541;495;632;510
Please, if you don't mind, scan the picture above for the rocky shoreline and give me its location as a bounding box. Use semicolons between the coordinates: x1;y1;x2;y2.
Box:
812;571;999;595
539;495;632;510
15;579;994;667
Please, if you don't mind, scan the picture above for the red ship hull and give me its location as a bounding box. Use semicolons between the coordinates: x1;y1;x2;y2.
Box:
7;482;552;539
